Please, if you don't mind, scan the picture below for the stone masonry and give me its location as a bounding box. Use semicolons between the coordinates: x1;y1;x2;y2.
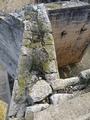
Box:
47;2;90;67
9;4;59;119
8;2;90;120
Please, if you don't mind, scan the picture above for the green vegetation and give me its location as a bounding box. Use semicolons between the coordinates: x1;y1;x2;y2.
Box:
46;4;60;9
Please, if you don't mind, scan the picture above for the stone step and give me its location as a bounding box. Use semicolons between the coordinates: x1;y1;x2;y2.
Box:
31;92;90;120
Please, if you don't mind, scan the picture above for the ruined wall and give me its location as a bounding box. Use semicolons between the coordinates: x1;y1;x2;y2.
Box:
9;4;59;119
0;10;24;78
47;2;90;67
8;3;90;120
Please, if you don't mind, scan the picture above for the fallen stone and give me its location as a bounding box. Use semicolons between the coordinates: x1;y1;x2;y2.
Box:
50;77;80;90
33;92;90;120
25;104;49;120
65;77;80;86
29;80;52;103
25;103;49;116
50;93;74;104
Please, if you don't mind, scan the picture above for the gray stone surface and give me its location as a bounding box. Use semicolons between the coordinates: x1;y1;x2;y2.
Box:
79;69;90;85
50;77;80;90
9;4;59;119
29;80;52;103
0;60;11;104
0;13;23;78
33;92;90;120
75;112;90;120
25;103;49;119
50;93;74;104
9;80;20;117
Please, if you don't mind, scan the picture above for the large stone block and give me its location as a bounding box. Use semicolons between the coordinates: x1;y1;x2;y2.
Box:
29;80;52;103
50;93;74;104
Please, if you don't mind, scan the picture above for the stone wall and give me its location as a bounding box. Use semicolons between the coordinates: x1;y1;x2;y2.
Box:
8;3;90;120
9;4;59;119
0;10;24;78
47;2;90;67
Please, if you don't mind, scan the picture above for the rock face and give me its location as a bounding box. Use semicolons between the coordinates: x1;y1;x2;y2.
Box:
47;2;90;67
50;93;74;104
0;10;24;78
0;60;11;104
33;92;90;120
29;80;52;103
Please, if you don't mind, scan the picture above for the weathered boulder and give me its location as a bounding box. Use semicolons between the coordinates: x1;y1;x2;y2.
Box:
25;103;49;113
50;77;80;90
29;80;52;103
50;93;74;104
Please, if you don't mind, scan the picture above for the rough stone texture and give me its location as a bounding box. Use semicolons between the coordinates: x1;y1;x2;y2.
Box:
8;2;90;120
0;60;11;104
25;103;49;119
0;100;8;120
50;77;80;90
50;93;74;104
0;0;35;12
79;69;90;84
29;80;52;103
47;2;90;67
45;73;60;81
33;92;90;120
9;80;26;118
25;103;50;120
9;4;59;119
0;11;24;78
75;113;90;120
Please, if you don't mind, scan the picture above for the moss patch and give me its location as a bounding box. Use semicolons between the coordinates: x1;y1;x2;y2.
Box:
44;36;53;45
25;15;31;20
44;45;55;60
22;39;31;46
46;4;60;10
